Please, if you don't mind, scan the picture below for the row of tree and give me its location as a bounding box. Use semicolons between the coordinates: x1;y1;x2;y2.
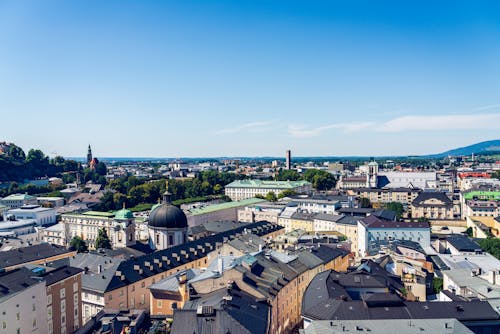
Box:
97;171;245;211
274;168;337;190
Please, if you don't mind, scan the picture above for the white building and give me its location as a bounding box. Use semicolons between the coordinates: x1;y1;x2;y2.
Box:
0;268;49;334
0;193;37;209
290;198;341;214
357;215;431;257
61;208;136;250
43;223;67;246
224;180;312;201
4;205;57;226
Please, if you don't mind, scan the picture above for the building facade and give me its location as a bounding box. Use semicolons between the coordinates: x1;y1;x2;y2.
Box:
224;180;312;201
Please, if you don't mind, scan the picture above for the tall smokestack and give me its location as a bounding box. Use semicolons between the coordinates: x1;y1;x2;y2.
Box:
286;150;291;170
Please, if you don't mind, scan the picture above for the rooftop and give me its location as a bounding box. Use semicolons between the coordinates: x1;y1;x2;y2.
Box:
188;198;265;215
0;243;73;270
0;267;42;301
225;179;311;189
302;319;473;334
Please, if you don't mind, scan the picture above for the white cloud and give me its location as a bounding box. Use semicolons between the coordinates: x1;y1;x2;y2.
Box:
288;122;374;138
287;112;500;138
215;121;276;135
377;113;500;132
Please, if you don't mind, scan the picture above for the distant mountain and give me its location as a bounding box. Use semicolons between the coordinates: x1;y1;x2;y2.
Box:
430;140;500;158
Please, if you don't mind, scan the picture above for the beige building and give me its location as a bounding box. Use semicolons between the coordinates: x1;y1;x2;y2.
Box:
61;208;136;250
411;192;454;220
351;187;421;205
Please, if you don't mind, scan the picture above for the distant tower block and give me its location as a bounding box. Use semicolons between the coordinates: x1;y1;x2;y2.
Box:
286;150;292;170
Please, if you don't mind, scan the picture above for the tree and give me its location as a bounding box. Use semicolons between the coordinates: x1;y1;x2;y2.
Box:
95;162;107;176
95;228;112;249
433;277;443;294
278;189;297;199
383;202;404;219
70;236;88;253
465;227;474;237
477;238;500;259
265;191;278;202
493;170;500;180
275;169;301;181
8;145;25;162
360;197;371;208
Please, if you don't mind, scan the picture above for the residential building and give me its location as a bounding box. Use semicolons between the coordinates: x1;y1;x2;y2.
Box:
43;223;67;246
357;215;431;256
237;203;282;224
224;180;312;201
463;200;499;218
351;187;421;205
4;205;57;226
0;268;48;334
0;193;37;209
410;192;454;220
171;287;269;334
41;266;83;334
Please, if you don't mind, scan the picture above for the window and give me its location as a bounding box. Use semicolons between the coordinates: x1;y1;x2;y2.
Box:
47;294;52;305
32;319;36;328
61;299;66;312
16;313;20;320
48;306;53;319
156;234;160;244
157;300;162;308
141;282;145;288
168;235;174;245
33;303;36;311
2;322;5;329
108;295;112;301
60;288;66;299
140;294;145;305
73;282;79;292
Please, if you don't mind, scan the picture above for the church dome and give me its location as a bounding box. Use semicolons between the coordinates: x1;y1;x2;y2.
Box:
148;203;187;229
115;208;133;220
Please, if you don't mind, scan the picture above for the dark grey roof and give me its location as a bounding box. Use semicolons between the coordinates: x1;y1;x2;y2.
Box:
40;265;83;286
0;243;72;269
149;203;188;229
372;209;397;221
338;207;374;216
335;215;360;226
444;234;482;252
412;192;453;207
307;244;350;264
0;267;42;299
106;222;283;292
171;288;269;334
313;213;343;222
202;221;251;234
360;215;429;229
303;299;500;322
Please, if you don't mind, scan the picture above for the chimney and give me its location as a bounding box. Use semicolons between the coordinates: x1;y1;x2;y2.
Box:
97;265;102;274
217;258;224;274
488;270;496;285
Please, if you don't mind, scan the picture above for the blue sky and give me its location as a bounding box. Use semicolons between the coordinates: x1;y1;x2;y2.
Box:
1;0;499;158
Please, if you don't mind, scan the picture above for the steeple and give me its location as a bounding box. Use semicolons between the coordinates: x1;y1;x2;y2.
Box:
162;179;172;204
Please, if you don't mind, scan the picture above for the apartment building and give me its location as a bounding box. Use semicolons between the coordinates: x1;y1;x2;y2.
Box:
224;180;312;201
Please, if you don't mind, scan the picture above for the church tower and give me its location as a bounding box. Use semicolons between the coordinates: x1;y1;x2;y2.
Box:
87;145;93;165
368;159;379;188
